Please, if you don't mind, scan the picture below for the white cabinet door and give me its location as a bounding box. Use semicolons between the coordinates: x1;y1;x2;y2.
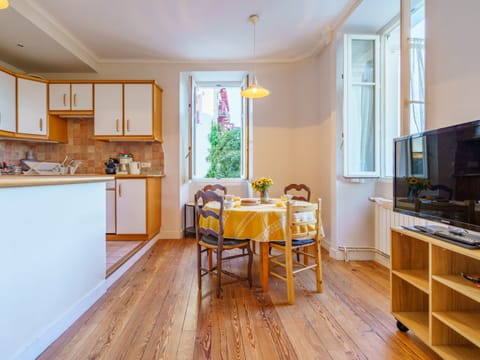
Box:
124;84;152;136
17;78;47;135
49;83;70;110
71;83;92;110
0;70;16;132
106;189;116;234
116;179;146;234
94;83;123;135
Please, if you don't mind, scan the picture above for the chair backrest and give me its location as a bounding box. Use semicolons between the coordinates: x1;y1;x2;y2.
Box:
203;184;227;196
195;189;224;244
286;199;325;248
284;183;311;202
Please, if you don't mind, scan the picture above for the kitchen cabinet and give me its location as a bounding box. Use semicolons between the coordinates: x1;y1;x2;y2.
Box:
94;81;162;141
49;82;93;114
106;180;116;234
0;69;16;133
17;77;47;136
116;179;146;234
107;176;162;240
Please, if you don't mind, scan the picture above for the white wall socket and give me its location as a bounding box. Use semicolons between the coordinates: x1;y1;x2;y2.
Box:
140;162;151;168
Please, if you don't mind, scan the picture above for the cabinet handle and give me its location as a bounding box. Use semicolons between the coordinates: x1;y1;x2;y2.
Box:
126;119;130;132
116;119;120;133
39;118;43;131
118;184;122;197
73;94;77;107
63;93;66;106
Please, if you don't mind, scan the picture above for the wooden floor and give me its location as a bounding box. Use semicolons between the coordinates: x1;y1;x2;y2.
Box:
39;238;440;360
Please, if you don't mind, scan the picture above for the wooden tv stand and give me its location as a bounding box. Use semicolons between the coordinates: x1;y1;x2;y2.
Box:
391;226;480;359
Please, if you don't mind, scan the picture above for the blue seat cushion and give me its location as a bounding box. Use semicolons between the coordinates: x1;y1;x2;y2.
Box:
271;238;315;247
201;234;250;246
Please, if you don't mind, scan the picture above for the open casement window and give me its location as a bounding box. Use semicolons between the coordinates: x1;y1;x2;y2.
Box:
343;34;380;178
187;73;249;180
401;0;425;135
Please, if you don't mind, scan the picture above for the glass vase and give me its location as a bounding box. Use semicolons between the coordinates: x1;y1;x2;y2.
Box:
260;189;270;204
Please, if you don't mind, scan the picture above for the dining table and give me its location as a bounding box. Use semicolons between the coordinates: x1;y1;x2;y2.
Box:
200;199;290;292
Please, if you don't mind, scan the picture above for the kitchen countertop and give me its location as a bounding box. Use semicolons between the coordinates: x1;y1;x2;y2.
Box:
0;174;114;188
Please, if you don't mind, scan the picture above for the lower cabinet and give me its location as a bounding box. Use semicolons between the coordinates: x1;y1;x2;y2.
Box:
391;227;480;359
107;177;162;241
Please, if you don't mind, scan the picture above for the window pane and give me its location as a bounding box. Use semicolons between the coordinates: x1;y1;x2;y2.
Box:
348;84;376;172
410;102;425;134
351;40;375;83
193;86;243;178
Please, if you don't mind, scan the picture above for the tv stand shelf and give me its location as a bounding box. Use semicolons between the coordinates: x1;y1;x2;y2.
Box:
391;227;480;359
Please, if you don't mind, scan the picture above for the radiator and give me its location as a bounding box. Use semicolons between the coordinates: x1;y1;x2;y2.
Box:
372;197;428;256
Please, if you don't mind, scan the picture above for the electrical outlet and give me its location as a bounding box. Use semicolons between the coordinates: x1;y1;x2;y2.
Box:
141;162;151;168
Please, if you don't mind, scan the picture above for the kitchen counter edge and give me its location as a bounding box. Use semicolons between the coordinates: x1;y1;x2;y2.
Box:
0;175;115;188
109;174;166;179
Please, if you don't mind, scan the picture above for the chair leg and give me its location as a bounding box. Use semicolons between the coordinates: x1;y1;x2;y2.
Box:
216;248;223;298
247;244;253;288
314;241;323;293
208;249;213;270
285;248;295;304
197;244;202;290
303;246;309;266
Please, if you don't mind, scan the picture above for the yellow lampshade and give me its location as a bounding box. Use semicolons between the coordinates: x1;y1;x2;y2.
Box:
241;14;270;99
0;0;9;10
241;77;270;99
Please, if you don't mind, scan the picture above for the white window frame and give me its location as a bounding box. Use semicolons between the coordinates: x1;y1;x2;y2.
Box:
187;74;250;180
343;34;381;178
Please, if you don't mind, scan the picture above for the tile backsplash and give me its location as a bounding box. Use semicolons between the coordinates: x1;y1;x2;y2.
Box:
0;118;164;174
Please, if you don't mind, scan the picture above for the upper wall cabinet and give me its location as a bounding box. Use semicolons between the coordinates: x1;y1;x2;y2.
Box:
17;77;47;136
49;82;93;116
0;70;16;134
94;81;162;142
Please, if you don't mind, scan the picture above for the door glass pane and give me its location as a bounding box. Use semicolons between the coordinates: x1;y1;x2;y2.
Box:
349;84;376;172
351;40;375;83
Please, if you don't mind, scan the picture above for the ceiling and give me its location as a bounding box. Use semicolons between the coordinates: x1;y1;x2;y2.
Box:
0;0;399;74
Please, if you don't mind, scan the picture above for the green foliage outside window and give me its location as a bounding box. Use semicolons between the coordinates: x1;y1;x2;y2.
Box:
206;123;241;178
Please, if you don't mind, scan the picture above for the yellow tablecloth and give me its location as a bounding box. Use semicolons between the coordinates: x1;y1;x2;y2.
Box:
199;202;287;242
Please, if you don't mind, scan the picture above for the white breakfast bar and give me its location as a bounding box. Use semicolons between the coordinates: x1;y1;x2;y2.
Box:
0;175;113;360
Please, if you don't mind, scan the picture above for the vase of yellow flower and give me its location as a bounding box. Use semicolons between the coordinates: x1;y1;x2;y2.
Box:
407;177;430;201
252;176;273;203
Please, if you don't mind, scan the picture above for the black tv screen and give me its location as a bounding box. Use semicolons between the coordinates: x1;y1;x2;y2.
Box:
393;120;480;232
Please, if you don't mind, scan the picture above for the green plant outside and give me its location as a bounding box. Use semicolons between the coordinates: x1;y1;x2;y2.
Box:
205;123;241;178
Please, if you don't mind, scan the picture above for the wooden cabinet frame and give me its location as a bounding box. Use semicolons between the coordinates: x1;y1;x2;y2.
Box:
391;227;480;358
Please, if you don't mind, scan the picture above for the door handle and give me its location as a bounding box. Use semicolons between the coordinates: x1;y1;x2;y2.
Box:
116;119;120;133
118;183;122;197
63;93;66;106
39;118;43;131
73;94;77;107
126;119;130;132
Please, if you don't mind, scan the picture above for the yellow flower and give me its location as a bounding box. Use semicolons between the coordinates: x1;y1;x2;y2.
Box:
252;176;273;192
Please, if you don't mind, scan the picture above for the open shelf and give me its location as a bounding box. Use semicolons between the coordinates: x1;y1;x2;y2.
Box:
433;311;480;347
392;311;429;343
392;269;429;293
432;345;480;360
432;274;480;303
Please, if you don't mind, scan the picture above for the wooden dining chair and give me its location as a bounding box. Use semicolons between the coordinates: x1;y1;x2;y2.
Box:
269;199;324;304
195;189;252;298
203;183;227;195
284;183;311;202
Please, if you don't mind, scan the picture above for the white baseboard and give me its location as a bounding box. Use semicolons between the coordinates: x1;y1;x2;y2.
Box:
330;245;390;264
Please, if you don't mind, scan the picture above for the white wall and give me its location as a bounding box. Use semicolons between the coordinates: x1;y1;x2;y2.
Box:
425;0;480;130
0;182;106;360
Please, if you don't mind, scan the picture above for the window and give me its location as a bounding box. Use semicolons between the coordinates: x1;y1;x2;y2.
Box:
189;74;249;179
407;0;425;134
343;0;425;179
343;34;380;178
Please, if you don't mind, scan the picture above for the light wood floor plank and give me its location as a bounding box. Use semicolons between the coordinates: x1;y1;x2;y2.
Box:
38;238;440;360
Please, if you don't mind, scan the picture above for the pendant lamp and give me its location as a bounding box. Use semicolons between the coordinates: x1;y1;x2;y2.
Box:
0;0;9;10
241;14;270;99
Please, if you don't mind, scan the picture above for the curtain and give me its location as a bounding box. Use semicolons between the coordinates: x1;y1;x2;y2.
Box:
409;38;425;134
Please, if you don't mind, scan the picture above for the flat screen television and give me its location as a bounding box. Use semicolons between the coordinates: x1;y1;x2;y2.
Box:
393;119;480;233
